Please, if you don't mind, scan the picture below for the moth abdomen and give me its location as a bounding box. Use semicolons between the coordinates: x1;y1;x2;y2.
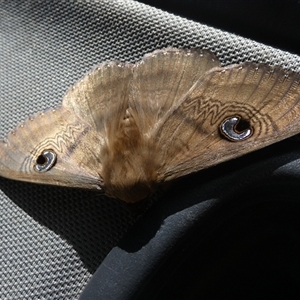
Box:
101;126;160;203
101;152;159;203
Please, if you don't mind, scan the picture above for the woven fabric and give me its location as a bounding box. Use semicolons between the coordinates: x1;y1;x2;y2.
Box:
0;0;299;298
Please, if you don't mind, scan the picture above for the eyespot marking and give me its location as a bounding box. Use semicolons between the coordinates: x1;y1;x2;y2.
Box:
34;150;57;172
220;116;253;142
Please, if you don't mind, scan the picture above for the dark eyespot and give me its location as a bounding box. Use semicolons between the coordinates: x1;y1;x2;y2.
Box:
220;116;253;142
34;150;57;172
235;118;251;133
36;154;47;165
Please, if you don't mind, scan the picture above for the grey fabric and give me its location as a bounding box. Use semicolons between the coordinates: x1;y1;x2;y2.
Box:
0;0;299;298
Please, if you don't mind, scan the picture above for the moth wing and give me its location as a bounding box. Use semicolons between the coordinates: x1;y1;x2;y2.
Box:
0;106;103;189
62;61;133;138
129;48;221;133
155;63;300;182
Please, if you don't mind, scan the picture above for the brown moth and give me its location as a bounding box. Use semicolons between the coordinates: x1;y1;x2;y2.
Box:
0;48;300;202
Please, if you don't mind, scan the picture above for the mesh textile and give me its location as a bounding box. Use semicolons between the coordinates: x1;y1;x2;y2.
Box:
0;0;300;298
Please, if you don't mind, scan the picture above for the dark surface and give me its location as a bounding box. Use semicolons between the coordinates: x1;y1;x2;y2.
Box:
138;0;300;55
80;139;300;299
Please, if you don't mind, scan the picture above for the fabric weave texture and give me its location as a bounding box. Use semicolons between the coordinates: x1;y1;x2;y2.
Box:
0;0;299;298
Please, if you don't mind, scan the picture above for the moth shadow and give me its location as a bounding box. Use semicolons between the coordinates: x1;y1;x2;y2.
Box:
1;138;300;272
117;138;300;253
0;179;148;273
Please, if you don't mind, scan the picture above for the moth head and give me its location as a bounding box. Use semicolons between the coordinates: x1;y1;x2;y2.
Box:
0;107;103;190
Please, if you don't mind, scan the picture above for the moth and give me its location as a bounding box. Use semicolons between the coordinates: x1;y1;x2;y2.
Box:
0;48;300;202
